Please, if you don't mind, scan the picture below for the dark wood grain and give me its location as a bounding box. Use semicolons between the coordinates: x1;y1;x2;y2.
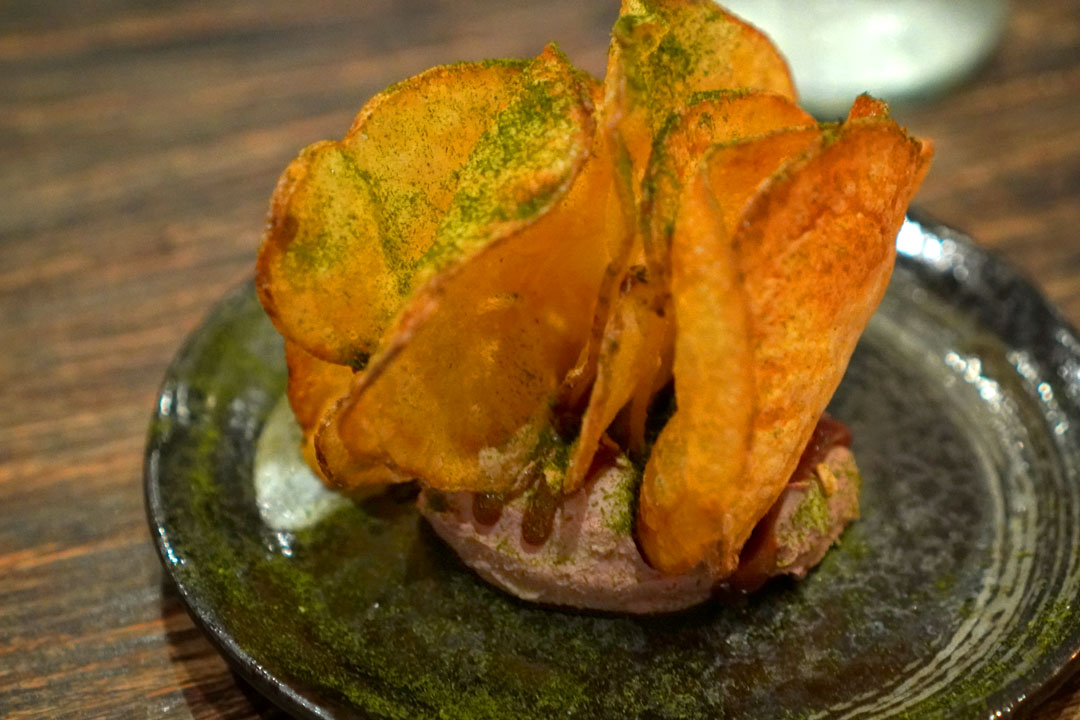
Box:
1;1;1077;717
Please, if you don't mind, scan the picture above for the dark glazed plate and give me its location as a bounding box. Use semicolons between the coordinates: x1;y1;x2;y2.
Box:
146;215;1080;719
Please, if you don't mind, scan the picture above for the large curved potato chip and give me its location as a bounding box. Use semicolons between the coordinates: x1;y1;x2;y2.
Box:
324;160;618;492
636;125;823;573
638;103;931;575
565;93;814;493
637;168;754;574
257;56;551;367
317;50;626;493
283;341;406;489
719;114;931;565
605;0;796;185
563;269;665;493
352;45;600;382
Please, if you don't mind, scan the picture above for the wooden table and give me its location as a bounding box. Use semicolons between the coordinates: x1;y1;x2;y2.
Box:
2;1;1078;717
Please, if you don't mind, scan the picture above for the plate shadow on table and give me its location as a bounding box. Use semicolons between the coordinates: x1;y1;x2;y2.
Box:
161;580;291;719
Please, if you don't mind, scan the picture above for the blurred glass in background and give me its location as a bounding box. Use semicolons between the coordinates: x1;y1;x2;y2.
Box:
723;0;1010;118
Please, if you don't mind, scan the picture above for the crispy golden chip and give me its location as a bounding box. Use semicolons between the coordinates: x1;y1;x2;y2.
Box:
314;395;410;490
563;269;665;493
355;45;600;376
636;125;823;573
637;168;754;574
324;160;615;492
638;104;931;575
605;0;796;185
642;90;813;280
721;115;931;566
256;56;561;366
566;93;814;491
282;341;404;488
317;50;623;493
283;341;353;474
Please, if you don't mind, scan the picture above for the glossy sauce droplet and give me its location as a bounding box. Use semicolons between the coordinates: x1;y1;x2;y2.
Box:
522;479;559;546
472;492;504;526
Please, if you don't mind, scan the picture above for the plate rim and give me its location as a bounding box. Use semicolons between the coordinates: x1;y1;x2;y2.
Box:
144;282;338;720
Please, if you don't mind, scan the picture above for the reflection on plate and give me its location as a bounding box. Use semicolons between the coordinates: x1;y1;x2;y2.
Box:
146;215;1080;719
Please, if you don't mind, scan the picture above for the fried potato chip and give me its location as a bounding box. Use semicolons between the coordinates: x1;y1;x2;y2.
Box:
324;162;616;492
317;50;624;493
636;126;824;573
566;93;813;492
355;45;600;377
563;268;666;493
642;90;813;280
637;168;754;574
639;103;931;574
720;114;931;565
257;56;548;366
313;395;411;490
283;340;353;474
605;0;796;185
282;341;405;489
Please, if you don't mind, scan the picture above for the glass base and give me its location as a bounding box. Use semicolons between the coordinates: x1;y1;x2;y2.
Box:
722;0;1009;118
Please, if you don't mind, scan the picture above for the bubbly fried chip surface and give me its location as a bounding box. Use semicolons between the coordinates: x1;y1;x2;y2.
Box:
257;60;537;367
637;168;755;573
707;111;931;571
606;0;796;184
317;48;623;492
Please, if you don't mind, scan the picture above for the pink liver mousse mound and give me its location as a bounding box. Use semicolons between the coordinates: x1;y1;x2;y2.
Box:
419;436;861;614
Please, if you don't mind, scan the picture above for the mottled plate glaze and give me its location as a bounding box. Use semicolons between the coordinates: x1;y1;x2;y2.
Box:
146;215;1080;719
